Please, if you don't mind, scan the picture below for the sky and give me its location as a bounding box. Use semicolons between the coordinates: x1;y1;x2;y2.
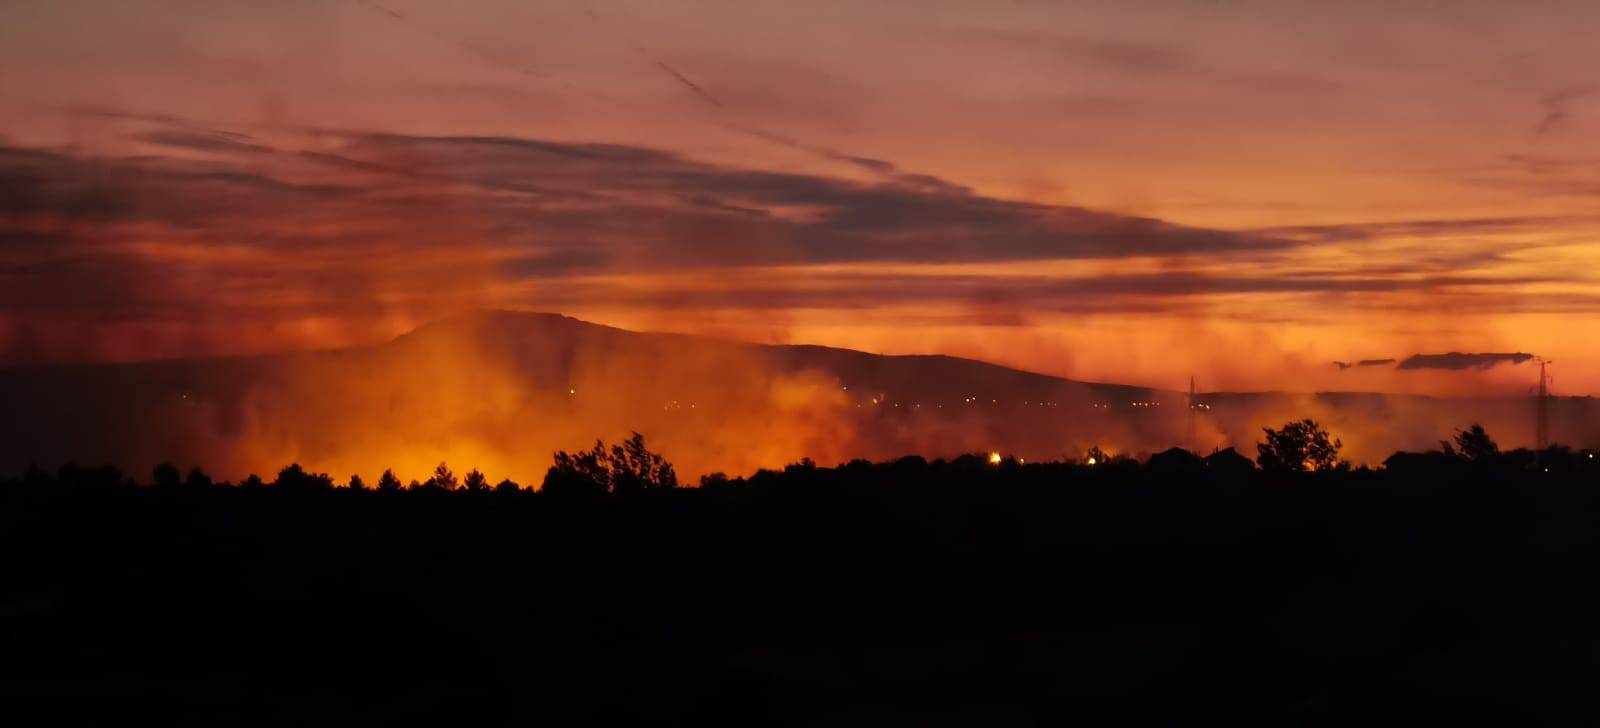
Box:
2;0;1598;396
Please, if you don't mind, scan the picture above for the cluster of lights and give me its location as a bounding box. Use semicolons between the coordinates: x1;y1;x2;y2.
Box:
1131;401;1160;408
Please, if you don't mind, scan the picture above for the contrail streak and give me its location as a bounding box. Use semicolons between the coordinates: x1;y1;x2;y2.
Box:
352;0;558;84
647;55;723;108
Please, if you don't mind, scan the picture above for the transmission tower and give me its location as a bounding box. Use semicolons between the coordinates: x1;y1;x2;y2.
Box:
1536;359;1553;451
1187;375;1197;452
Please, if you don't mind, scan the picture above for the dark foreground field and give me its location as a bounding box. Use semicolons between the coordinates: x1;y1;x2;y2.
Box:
4;455;1600;725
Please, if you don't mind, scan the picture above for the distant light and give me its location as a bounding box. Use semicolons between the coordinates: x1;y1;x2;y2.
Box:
989;452;1002;465
568;388;576;395
1087;457;1097;465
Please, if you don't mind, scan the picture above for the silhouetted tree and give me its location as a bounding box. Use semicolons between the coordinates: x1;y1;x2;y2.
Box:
275;463;334;491
785;458;818;474
1257;419;1343;473
543;432;677;495
184;468;213;489
425;462;458;491
348;474;367;491
543;443;613;496
463;468;489;492
493;478;520;493
152;462;181;488
610;433;678;493
1454;424;1499;462
241;473;265;489
377;469;403;492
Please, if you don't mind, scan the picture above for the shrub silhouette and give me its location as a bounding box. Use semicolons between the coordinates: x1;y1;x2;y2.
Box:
543;432;677;494
183;468;213;489
348;474;367;491
1257;419;1343;472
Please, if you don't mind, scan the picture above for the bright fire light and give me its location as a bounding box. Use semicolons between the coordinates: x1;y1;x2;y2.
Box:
1087;457;1097;465
988;452;1002;464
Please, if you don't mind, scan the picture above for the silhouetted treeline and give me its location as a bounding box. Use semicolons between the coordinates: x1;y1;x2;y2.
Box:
3;429;1600;724
15;423;1593;496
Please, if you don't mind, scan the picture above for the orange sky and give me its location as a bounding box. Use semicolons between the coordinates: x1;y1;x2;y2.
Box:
1;0;1597;395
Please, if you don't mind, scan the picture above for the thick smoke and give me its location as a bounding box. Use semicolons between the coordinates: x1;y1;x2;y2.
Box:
2;312;1587;483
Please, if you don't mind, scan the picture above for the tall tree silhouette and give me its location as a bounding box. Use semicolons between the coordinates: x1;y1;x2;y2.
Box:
426;462;458;491
1257;419;1343;472
462;468;489;492
543;432;677;494
1454;424;1499;462
377;469;402;492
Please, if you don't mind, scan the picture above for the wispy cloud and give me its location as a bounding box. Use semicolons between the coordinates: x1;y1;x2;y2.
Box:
1534;86;1597;136
1333;358;1396;370
1397;352;1535;371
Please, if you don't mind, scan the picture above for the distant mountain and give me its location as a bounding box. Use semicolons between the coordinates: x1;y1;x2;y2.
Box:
0;310;1593;480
